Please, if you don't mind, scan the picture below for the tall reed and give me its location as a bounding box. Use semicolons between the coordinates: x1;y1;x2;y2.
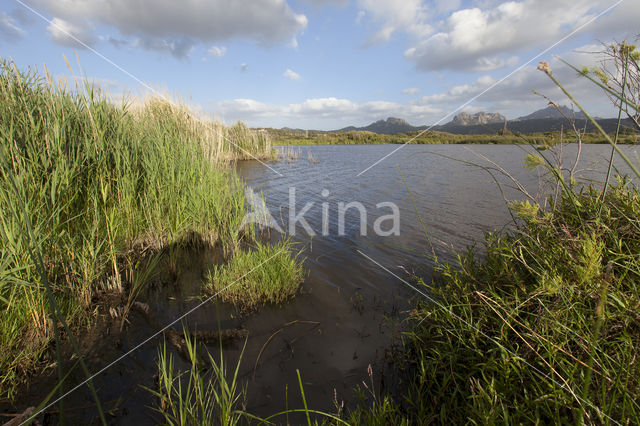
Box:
0;59;272;398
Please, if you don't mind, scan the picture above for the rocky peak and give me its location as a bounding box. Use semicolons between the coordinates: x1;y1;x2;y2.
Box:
451;112;506;126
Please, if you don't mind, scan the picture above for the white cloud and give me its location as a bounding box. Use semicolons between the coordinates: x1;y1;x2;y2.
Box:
403;87;420;95
0;11;26;41
283;68;301;80
358;0;432;45
294;97;357;115
214;43;621;129
207;45;227;57
215;96;442;129
412;44;617;120
33;0;307;56
589;0;640;40
46;17;97;48
240;63;248;72
403;0;638;72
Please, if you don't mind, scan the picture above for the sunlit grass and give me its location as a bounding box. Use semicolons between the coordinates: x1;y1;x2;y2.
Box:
0;59;273;398
148;330;249;426
204;239;304;311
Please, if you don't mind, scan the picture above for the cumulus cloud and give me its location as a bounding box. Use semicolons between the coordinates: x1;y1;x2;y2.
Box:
283;68;301;80
207;45;227;57
214;43;620;129
412;44;617;120
403;0;637;72
358;0;432;45
0;11;26;41
215;96;441;128
46;17;97;48
403;87;420;95
33;0;307;56
589;0;640;40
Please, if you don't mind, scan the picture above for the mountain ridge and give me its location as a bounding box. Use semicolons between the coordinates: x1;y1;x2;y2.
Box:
325;106;612;135
515;105;587;121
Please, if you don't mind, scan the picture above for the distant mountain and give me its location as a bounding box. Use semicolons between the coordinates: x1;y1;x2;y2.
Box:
450;111;506;126
338;117;423;135
432;118;634;135
323;106;631;135
516;105;587;121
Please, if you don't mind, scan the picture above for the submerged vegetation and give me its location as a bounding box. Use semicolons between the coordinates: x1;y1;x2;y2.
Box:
0;59;298;399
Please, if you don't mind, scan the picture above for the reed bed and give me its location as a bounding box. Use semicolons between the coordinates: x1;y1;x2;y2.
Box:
0;60;275;398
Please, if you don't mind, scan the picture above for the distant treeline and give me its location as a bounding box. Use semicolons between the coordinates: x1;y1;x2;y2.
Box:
261;127;639;146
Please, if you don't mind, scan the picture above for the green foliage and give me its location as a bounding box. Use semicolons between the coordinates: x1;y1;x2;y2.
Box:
148;331;249;426
339;38;640;424
0;60;272;397
263;126;637;146
393;180;640;424
204;239;304;310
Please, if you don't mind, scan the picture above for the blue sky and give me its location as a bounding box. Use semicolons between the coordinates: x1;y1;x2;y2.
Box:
1;0;639;129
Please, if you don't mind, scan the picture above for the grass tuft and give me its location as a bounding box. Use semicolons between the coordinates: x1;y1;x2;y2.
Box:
147;329;249;426
399;180;640;423
204;240;304;311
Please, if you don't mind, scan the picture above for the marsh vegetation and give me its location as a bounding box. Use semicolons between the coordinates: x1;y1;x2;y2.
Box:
0;60;300;403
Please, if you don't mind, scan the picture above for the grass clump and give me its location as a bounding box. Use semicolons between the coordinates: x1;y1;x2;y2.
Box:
149;335;348;426
204;240;304;310
148;331;250;426
382;180;640;424
332;180;640;425
0;59;274;398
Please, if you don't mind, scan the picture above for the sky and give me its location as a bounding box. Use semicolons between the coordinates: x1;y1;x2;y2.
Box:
0;0;639;130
